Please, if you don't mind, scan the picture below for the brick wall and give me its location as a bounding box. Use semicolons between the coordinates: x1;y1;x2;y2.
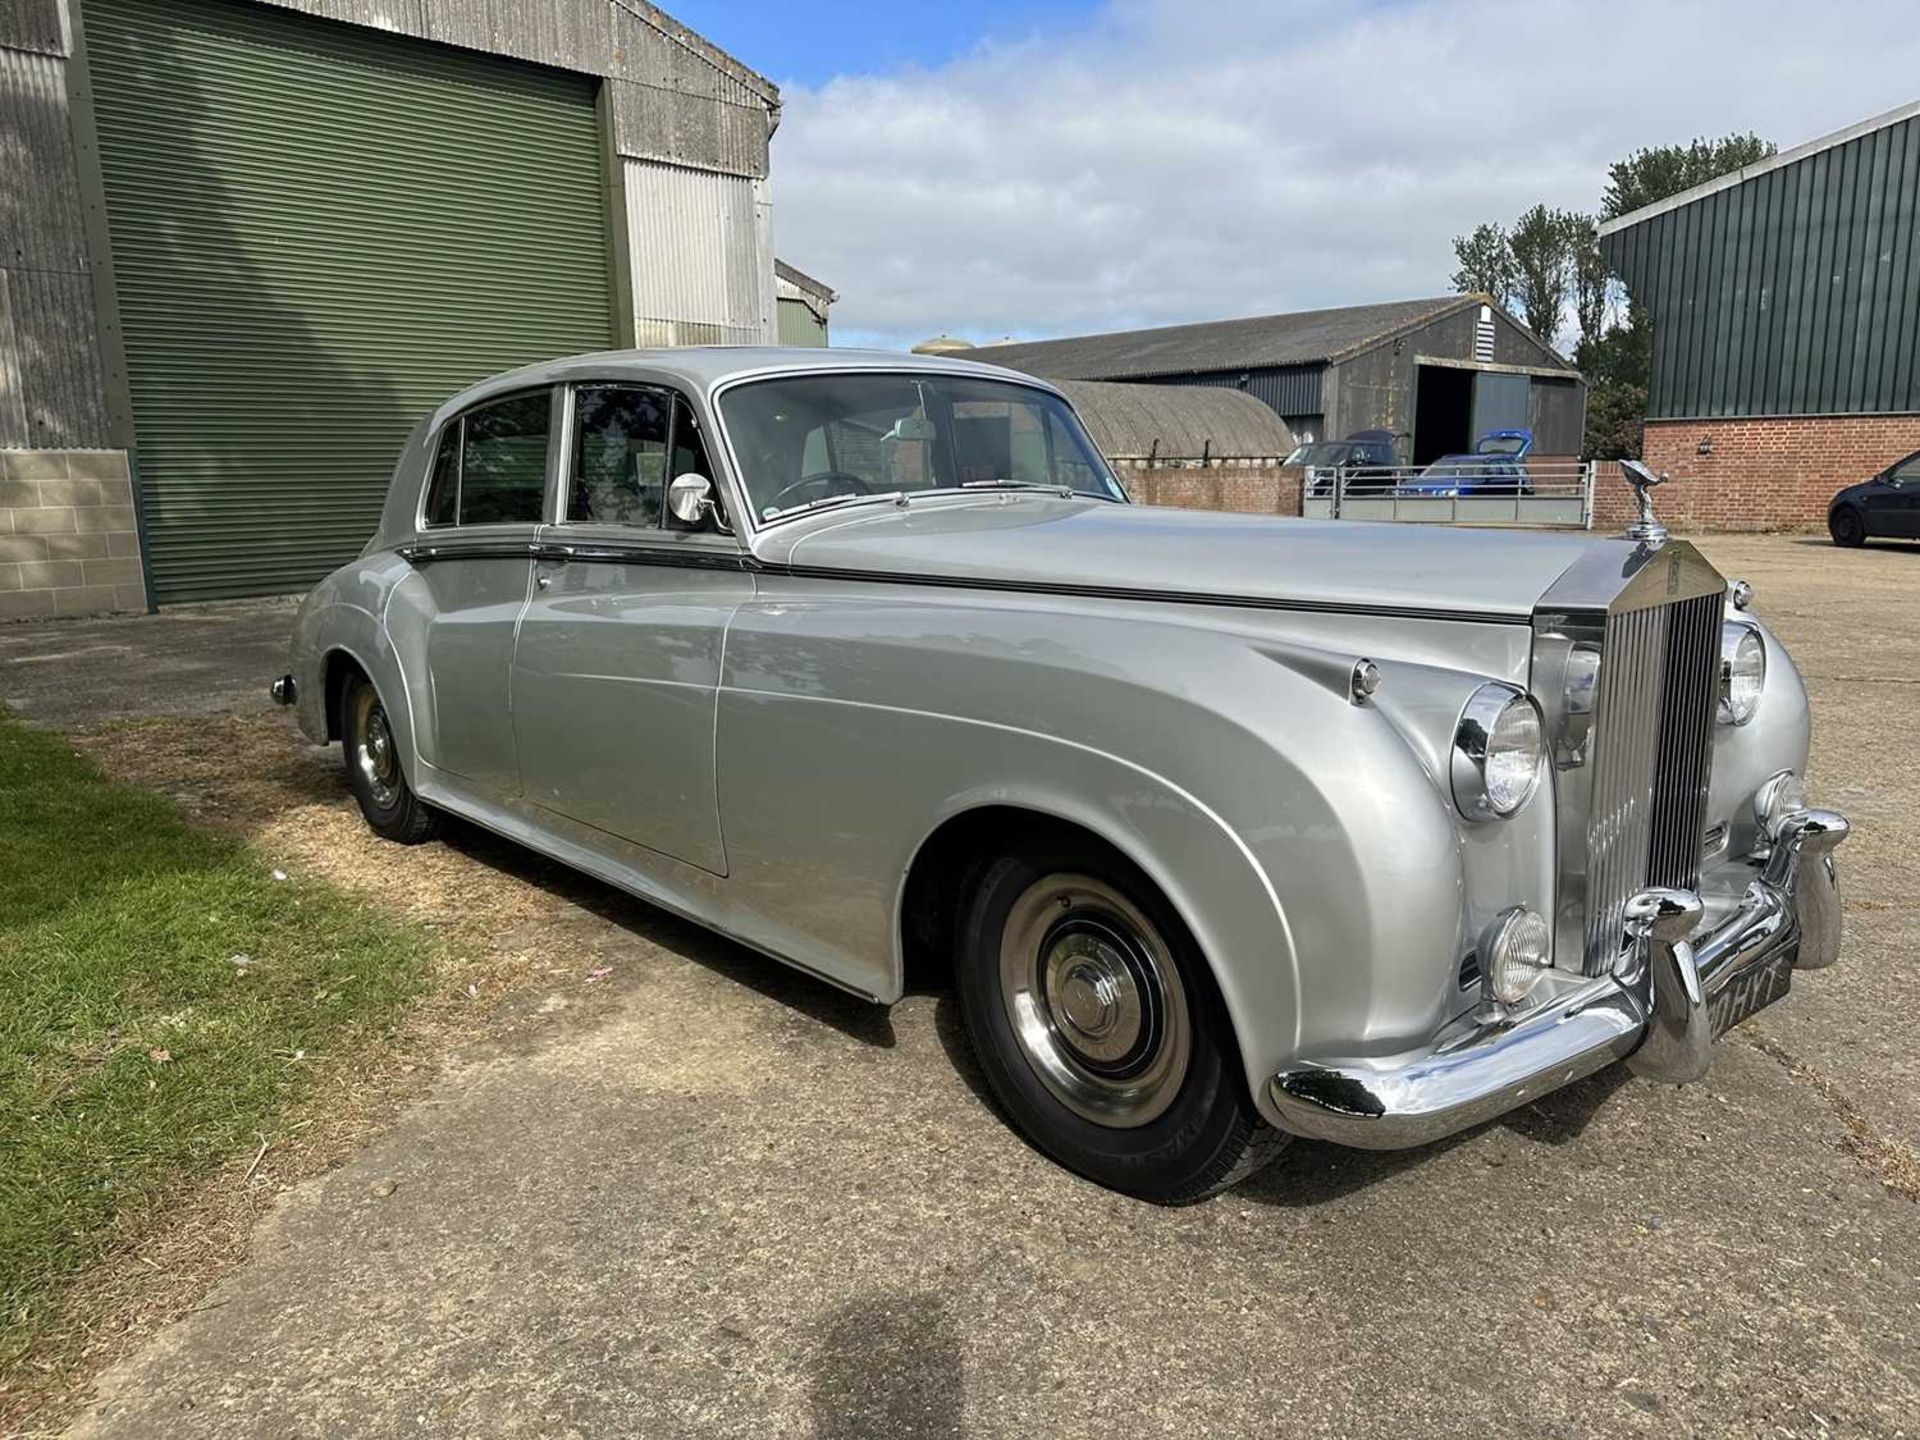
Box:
0;451;148;619
1592;416;1920;531
1118;463;1303;517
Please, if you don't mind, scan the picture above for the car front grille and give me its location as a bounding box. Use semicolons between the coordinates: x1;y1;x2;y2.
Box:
1580;592;1722;973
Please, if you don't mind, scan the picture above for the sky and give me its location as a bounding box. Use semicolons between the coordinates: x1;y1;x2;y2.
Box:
667;0;1920;352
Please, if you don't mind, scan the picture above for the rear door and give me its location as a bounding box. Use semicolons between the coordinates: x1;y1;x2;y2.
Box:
407;388;554;797
510;385;752;875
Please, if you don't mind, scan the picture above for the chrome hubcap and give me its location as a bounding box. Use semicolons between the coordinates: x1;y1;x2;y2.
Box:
999;874;1190;1127
353;689;400;810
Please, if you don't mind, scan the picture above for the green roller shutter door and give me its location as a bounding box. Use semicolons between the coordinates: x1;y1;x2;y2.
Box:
84;0;616;602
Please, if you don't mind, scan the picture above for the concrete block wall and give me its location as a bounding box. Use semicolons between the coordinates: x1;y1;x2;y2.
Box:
0;450;148;619
1592;416;1920;531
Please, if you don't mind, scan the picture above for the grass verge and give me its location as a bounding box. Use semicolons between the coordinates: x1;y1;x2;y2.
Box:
0;713;433;1383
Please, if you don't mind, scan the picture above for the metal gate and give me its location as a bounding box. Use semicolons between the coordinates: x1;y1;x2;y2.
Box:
85;0;617;601
1300;462;1595;528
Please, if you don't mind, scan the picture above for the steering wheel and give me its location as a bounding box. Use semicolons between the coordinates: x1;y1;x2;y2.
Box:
766;471;874;512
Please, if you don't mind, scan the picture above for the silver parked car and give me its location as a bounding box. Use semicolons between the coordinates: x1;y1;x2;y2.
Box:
275;348;1848;1204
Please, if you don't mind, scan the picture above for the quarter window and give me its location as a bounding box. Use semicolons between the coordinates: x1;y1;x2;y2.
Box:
570;385;671;526
422;424;460;527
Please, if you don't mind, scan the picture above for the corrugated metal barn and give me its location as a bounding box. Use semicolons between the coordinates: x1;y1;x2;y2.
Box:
982;295;1587;466
1598;100;1920;530
775;259;836;347
1;0;779;611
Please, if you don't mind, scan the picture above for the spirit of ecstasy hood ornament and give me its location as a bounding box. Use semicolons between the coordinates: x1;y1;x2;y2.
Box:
1619;459;1670;544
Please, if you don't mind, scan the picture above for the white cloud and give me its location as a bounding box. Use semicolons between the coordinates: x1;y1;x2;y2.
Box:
767;0;1920;350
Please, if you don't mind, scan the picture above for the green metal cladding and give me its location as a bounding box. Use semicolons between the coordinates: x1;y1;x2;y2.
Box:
1603;114;1920;421
84;0;616;601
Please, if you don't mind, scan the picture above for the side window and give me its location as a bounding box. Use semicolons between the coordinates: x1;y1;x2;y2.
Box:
460;392;551;525
1889;452;1920;484
570;385;670;527
422;422;460;527
666;396;724;532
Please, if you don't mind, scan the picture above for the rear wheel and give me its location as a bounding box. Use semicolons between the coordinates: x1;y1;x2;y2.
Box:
341;672;437;844
953;845;1286;1204
1829;507;1866;547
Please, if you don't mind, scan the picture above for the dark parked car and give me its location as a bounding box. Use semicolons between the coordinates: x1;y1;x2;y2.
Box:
1288;429;1398;497
1828;448;1920;545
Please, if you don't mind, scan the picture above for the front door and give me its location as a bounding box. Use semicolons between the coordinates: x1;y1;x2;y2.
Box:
409;388;556;797
510;384;751;875
1881;451;1920;537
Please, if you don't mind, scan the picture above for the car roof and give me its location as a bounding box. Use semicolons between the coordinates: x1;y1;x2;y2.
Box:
431;346;1068;425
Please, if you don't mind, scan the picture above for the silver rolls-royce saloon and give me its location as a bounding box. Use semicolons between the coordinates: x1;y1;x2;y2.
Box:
274;348;1847;1204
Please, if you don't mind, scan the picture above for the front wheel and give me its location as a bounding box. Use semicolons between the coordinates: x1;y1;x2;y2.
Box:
954;846;1286;1204
341;672;438;844
1829;507;1866;547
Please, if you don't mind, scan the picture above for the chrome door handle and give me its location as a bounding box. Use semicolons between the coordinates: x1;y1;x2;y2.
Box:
535;573;551;590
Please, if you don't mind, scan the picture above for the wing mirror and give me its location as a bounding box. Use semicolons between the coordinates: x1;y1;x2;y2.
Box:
668;472;722;528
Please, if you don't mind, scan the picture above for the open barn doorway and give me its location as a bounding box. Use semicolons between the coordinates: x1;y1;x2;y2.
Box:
1412;364;1473;465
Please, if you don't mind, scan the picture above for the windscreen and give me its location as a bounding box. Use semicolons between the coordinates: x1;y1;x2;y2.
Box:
717;372;1128;520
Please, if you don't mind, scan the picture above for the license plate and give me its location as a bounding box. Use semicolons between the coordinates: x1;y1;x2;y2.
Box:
1708;950;1795;1037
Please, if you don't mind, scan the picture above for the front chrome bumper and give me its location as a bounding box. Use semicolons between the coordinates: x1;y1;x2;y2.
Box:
1269;809;1849;1149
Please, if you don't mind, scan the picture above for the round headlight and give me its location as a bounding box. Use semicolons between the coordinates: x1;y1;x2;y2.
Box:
1481;907;1551;1004
1719;622;1766;725
1452;683;1544;820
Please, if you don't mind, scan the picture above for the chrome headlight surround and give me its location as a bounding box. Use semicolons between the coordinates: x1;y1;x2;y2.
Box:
1753;769;1806;845
1719;621;1766;726
1451;683;1545;821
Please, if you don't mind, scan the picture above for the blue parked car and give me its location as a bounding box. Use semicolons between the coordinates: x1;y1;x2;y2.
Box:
1405;428;1534;496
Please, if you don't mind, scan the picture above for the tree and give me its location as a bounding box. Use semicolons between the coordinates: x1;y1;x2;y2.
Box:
1601;133;1776;220
1567;214;1610;348
1509;205;1576;343
1449;223;1516;309
1448;131;1775;457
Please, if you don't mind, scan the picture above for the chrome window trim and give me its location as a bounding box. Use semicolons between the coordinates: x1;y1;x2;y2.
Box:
547;379;749;552
414;384;563;535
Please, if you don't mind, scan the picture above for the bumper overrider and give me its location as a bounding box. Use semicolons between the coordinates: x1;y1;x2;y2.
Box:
1270;809;1849;1149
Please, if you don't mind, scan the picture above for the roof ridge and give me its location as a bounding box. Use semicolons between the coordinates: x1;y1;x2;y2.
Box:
1598;98;1920;235
993;295;1464;354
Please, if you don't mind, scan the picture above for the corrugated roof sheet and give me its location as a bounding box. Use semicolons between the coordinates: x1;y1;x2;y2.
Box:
983;296;1475;380
774;258;836;303
1059;379;1298;460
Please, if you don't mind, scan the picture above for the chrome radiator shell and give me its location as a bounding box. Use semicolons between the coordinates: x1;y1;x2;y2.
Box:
1532;542;1728;974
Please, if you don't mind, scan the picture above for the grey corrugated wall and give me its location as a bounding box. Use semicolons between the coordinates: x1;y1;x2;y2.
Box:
1145;365;1325;420
0;7;117;449
1604;113;1920;418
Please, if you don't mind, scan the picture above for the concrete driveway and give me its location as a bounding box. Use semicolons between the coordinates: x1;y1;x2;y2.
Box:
5;535;1915;1439
0;597;298;729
